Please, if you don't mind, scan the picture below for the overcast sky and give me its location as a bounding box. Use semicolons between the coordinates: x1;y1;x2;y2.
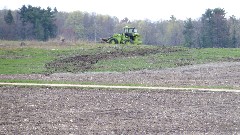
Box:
1;0;240;21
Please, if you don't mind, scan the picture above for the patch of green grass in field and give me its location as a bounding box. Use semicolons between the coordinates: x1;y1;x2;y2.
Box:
0;41;116;74
1;48;52;74
91;49;188;72
191;48;240;62
1;39;240;74
0;41;163;74
92;48;240;72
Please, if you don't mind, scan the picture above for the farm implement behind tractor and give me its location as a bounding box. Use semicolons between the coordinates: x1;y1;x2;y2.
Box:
101;26;142;45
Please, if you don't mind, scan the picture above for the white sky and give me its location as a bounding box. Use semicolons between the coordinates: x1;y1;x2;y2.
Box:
1;0;240;21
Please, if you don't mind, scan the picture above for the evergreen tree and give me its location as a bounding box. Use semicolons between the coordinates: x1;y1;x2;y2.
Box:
4;10;14;25
200;9;214;48
18;5;57;41
200;8;229;48
212;8;229;48
183;18;194;48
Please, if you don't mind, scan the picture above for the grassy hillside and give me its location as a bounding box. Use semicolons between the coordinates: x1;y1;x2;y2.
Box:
0;40;240;74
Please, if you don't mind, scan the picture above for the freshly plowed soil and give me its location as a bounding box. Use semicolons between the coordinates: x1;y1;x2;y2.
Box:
1;61;240;134
1;86;240;134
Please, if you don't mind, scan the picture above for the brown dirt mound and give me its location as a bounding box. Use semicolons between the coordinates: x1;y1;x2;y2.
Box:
45;47;183;73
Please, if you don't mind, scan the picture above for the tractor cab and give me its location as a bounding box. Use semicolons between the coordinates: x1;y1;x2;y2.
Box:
123;26;138;40
124;26;137;34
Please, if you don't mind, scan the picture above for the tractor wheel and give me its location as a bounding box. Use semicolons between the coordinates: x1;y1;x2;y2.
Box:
109;38;118;44
124;39;134;45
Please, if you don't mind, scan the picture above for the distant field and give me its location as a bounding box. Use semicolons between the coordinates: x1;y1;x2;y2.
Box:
0;40;240;74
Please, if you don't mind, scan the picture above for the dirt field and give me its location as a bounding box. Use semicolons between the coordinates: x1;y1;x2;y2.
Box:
1;62;240;134
1;86;240;134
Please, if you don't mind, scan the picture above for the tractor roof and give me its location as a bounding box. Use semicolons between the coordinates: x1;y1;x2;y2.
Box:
124;26;135;29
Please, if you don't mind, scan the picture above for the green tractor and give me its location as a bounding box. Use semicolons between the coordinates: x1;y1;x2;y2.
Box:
101;26;142;45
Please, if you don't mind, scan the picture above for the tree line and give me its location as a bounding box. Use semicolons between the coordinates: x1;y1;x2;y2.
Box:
1;5;240;48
